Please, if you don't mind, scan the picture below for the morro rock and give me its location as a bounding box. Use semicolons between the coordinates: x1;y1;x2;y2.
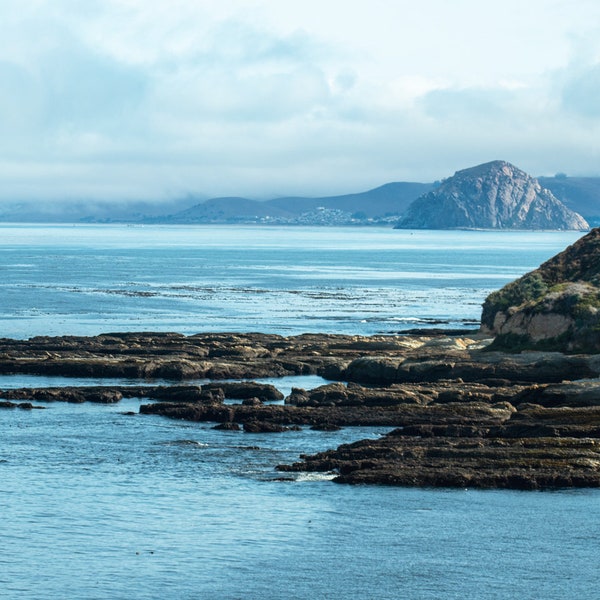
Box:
481;227;600;352
395;160;589;230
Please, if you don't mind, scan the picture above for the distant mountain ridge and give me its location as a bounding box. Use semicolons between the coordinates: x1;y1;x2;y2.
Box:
539;176;600;226
171;196;295;222
0;163;597;225
395;161;589;231
266;182;432;217
161;182;433;224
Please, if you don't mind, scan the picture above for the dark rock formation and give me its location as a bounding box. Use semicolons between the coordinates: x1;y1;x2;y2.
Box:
482;227;600;352
278;430;600;489
277;381;600;489
2;330;600;488
0;386;124;404
213;422;241;431
0;400;42;410
202;382;283;401
395;161;589;230
5;331;598;391
0;331;406;381
340;351;599;385
243;420;301;433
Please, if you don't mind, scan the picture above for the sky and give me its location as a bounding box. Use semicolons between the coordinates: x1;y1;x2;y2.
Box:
1;0;600;202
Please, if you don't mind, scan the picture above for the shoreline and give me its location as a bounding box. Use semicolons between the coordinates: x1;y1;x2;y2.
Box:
1;330;599;490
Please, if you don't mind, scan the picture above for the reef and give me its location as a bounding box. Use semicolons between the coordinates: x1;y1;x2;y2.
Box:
1;330;600;489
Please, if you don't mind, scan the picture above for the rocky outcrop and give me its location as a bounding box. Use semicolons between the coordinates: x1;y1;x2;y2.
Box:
277;380;600;489
482;227;600;352
0;386;124;404
0;400;43;410
0;382;281;405
0;331;467;381
3;330;600;488
395;161;589;230
278;428;600;489
5;331;599;384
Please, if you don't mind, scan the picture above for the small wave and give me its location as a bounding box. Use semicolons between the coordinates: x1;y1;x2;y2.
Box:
294;472;337;482
163;439;209;448
364;316;452;324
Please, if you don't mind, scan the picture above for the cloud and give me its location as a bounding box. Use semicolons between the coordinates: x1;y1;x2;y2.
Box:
0;0;599;201
561;63;600;119
42;39;147;129
0;14;149;158
420;87;514;122
0;60;42;135
136;14;340;130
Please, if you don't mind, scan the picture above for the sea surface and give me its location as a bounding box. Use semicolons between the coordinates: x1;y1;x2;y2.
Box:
0;224;588;338
1;225;599;599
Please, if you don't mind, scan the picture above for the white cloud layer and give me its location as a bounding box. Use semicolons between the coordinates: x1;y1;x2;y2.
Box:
0;0;599;201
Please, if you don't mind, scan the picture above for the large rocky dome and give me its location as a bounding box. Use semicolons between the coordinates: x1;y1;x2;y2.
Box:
395;160;589;230
481;227;600;352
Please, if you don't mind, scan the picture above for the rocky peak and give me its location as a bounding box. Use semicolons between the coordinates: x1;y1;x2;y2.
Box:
481;227;600;352
395;160;589;230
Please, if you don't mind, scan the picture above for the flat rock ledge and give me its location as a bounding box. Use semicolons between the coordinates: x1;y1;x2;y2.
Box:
2;331;600;490
277;408;600;490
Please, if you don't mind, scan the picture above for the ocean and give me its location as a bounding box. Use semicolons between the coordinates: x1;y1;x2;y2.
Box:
1;224;598;599
0;224;586;338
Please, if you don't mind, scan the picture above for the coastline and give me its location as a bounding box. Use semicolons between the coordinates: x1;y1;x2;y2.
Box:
2;330;599;490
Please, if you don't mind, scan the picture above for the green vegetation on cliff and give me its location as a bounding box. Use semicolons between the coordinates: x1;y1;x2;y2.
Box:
482;228;600;352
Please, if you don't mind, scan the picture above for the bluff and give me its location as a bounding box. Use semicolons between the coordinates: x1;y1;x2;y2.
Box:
481;227;600;352
395;160;589;230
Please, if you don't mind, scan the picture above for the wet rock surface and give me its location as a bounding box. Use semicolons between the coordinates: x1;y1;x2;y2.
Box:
2;331;600;489
0;331;419;380
279;434;600;489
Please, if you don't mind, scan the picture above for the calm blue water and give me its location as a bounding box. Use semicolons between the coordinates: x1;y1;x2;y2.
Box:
1;225;598;599
0;224;584;338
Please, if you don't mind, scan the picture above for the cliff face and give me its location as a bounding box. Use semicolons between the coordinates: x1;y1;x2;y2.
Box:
481;227;600;352
395;160;589;230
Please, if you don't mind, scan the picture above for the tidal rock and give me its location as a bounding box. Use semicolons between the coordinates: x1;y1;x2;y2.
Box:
0;400;41;409
286;381;431;407
278;434;600;489
0;332;413;381
0;387;123;404
3;329;600;488
213;422;241;431
544;380;600;407
202;381;284;401
243;420;301;433
241;397;263;406
142;385;212;403
342;351;599;385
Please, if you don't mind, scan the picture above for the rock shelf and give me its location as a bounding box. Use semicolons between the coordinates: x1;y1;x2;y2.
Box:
1;331;600;489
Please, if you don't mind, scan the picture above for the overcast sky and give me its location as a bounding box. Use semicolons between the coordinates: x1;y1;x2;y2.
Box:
2;0;600;201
